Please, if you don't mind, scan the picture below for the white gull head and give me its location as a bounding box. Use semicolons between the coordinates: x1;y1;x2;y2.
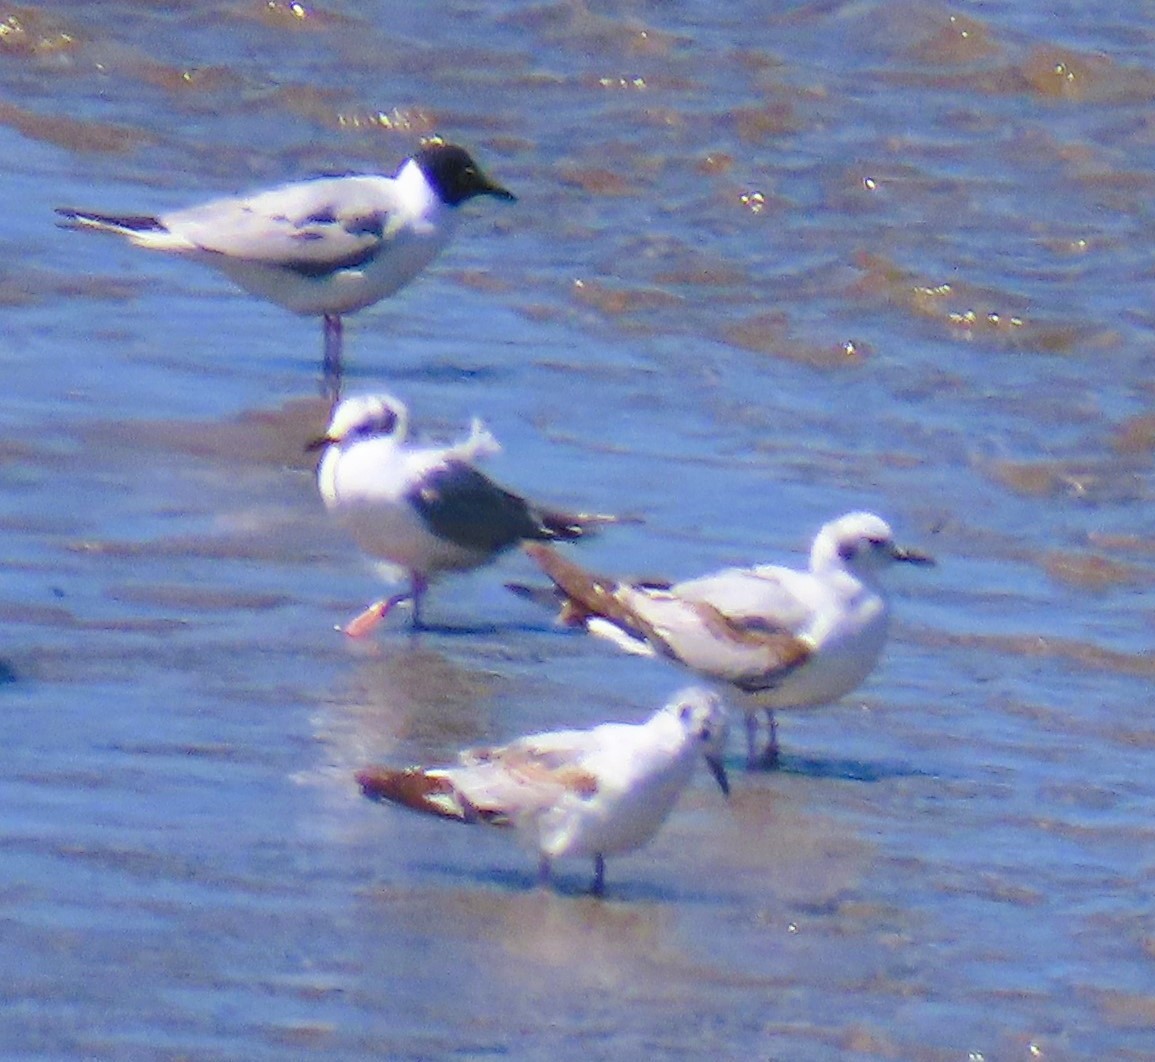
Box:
665;687;731;797
314;392;409;450
811;511;935;581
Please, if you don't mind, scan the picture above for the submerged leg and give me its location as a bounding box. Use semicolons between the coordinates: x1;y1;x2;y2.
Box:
408;574;430;632
748;709;781;770
766;710;779;762
591;853;606;897
744;713;761;769
759;709;781;769
322;314;344;401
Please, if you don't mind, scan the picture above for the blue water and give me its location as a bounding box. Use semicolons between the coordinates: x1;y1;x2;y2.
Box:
1;1;1153;1058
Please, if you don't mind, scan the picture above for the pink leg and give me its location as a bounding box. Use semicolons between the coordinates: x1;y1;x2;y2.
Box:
341;574;431;637
341;588;412;638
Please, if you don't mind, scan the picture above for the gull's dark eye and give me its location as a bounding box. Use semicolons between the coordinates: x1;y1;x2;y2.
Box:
698;724;712;743
679;703;693;724
348;408;397;442
838;541;858;561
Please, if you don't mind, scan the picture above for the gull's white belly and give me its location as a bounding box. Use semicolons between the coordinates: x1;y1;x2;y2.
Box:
335;497;485;576
532;762;693;861
207;225;453;316
752;607;891;711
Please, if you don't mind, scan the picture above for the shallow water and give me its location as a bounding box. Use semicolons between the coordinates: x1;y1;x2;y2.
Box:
2;0;1154;1058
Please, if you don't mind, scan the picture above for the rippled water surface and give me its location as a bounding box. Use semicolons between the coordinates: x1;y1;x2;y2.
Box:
2;0;1154;1058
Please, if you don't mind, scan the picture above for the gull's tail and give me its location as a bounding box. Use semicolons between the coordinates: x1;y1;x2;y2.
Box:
454;417;502;463
55;208;191;252
521;542;656;639
521;544;814;688
357;766;479;824
532;507;627;543
56;208;164;235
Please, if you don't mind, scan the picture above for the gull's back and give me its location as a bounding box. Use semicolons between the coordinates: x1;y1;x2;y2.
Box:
451;713;698;862
160;175;406;259
671;563;821;635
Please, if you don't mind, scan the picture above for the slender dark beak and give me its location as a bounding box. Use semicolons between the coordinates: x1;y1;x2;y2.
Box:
484;179;517;203
705;753;730;798
304;435;334;453
893;546;935;566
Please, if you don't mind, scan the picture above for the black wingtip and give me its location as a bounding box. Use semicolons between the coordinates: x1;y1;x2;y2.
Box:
505;581;562;610
538;510;630;542
55;208;166;232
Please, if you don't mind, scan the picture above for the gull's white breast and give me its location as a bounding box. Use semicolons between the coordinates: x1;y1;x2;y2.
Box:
319;439;486;574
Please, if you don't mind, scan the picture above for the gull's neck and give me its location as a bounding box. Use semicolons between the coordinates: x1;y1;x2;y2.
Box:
810;539;879;600
396;157;451;215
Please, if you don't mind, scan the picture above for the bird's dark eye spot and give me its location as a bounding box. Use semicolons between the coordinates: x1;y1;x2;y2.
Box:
349;409;397;441
679;703;693;724
698;725;712;743
838;542;858;561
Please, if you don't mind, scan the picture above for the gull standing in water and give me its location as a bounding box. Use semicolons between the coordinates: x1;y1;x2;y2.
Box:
521;511;933;767
309;392;618;634
356;687;730;896
56;140;515;391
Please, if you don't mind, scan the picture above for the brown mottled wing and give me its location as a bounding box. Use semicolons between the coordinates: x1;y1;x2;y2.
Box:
522;542;657;640
356;766;497;824
461;737;600;797
619;590;812;691
357;735;601;830
525;543;811;689
451;735;601;817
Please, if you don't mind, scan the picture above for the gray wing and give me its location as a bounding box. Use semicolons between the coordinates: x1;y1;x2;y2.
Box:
357;731;599;828
525;544;812;691
408;460;550;554
672;566;815;633
448;733;603;823
162;175;397;270
617;587;813;692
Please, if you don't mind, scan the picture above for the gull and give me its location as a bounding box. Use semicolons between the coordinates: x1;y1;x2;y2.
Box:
56;140;515;386
356;687;730;896
308;392;618;634
521;511;933;768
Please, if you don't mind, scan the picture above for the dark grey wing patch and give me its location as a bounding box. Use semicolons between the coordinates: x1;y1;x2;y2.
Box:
408;460;543;554
282;243;381;277
55;209;167;232
279;208;386;277
344;214;385;238
302;207;337;226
